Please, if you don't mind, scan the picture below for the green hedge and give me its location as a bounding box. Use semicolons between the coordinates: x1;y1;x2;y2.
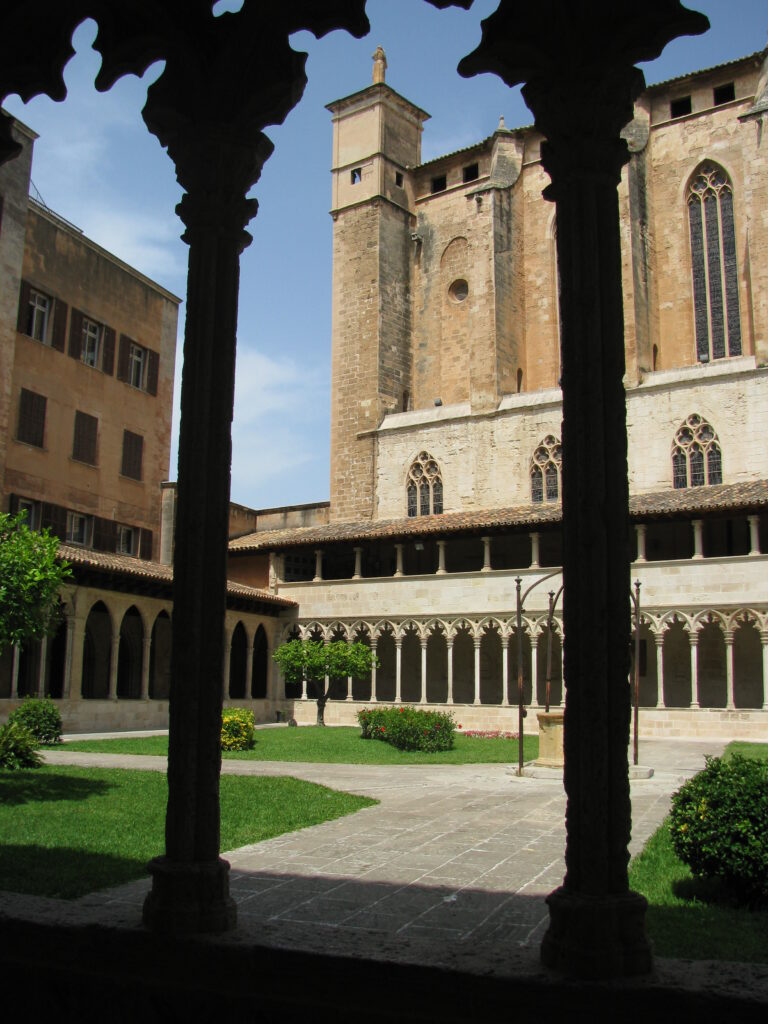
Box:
8;697;62;745
670;754;768;906
358;706;455;752
221;708;255;751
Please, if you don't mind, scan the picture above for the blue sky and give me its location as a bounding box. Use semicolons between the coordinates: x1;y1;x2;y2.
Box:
4;0;766;510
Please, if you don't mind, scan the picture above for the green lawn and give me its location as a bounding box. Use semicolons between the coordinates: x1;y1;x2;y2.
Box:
0;766;376;899
63;726;539;765
629;740;768;963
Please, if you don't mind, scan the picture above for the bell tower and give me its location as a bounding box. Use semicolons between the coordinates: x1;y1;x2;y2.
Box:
326;50;429;521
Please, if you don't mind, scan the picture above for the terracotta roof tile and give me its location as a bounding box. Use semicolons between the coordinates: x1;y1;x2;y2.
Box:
229;480;768;553
58;545;295;608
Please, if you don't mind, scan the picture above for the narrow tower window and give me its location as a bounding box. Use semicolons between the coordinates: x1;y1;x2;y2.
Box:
406;452;443;517
530;435;562;503
671;413;723;488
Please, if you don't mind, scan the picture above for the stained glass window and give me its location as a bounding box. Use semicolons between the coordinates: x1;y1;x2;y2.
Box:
671;414;723;488
687;163;742;362
406;452;443;517
531;436;562;503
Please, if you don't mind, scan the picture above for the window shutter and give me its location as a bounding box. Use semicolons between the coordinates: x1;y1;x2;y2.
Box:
147;349;159;396
121;430;143;480
17;388;46;447
139;528;153;560
117;335;131;381
8;494;19;514
102;326;116;375
16;279;31;334
72;410;98;465
69;308;84;360
52;299;68;352
93;517;117;553
41;502;67;540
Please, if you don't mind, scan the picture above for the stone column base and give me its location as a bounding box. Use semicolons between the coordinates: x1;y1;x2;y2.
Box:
535;711;564;767
142;855;237;934
541;886;652;978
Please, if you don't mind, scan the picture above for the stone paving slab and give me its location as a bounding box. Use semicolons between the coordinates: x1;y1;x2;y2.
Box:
32;736;741;981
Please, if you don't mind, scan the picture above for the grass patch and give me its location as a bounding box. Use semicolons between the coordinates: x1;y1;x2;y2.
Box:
630;743;768;964
724;741;768;762
630;820;768;962
0;766;376;899
64;726;539;765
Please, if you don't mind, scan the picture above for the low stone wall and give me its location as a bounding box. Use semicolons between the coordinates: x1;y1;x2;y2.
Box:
2;697;764;740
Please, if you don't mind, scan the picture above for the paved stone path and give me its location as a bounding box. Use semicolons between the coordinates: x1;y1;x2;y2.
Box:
35;737;733;979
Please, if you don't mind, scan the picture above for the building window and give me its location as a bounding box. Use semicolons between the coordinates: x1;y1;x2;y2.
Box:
81;318;102;367
431;174;447;194
117;525;137;556
462;163;479;183
687;162;742;362
16;497;40;529
449;278;469;302
713;82;735;106
350;167;362;184
395;171;404;188
66;511;92;547
531;435;562;503
672;413;723;489
670;95;692;118
72;411;98;466
117;335;158;394
17;388;46;448
121;430;143;481
406;452;443;517
26;289;51;342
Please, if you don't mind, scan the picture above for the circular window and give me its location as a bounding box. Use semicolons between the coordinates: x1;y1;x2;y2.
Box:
449;278;469;302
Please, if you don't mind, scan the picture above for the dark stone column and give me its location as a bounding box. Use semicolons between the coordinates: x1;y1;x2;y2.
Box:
459;1;708;978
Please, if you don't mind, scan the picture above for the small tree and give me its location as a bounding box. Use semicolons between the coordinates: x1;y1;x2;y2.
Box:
0;511;71;655
273;638;378;726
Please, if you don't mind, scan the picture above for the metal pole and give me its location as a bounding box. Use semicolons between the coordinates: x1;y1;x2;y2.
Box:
633;579;641;767
516;576;524;776
545;590;555;713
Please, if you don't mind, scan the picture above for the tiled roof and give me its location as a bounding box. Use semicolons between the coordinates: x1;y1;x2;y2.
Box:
645;49;764;91
229;480;768;553
57;545;296;607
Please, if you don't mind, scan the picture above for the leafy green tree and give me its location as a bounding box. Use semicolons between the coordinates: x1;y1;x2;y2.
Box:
0;511;71;655
273;639;378;726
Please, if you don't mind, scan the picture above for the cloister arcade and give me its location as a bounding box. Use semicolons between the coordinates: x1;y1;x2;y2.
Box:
278;605;768;714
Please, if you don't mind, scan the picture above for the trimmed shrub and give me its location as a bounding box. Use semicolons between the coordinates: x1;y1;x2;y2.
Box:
221;708;255;751
8;697;62;745
669;753;768;906
0;721;43;770
358;706;455;752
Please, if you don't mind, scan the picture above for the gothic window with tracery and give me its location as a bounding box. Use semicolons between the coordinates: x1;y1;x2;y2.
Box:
687;163;742;363
531;435;562;503
672;414;722;489
406;452;443;517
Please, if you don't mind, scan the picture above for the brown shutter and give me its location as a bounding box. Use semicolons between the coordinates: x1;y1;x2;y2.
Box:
17;388;46;447
102;326;115;375
52;299;68;352
72;410;98;465
93;517;117;553
17;279;31;334
117;334;131;381
121;430;143;480
146;349;159;396
139;528;153;560
8;494;19;514
41;502;67;540
68;308;84;360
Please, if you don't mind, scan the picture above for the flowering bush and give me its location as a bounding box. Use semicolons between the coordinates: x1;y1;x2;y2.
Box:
221;707;255;751
669;753;768;906
358;706;455;752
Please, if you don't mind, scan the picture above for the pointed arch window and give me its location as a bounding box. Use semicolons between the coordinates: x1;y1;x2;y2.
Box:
406;452;443;517
672;414;722;489
531;435;562;503
687;163;742;363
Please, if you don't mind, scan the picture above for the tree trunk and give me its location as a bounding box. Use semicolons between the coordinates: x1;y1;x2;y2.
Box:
316;696;327;726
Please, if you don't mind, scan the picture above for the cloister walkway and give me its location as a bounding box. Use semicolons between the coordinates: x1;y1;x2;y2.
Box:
14;735;762;1008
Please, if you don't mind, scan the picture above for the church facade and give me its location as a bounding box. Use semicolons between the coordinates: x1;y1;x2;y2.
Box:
228;47;768;739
